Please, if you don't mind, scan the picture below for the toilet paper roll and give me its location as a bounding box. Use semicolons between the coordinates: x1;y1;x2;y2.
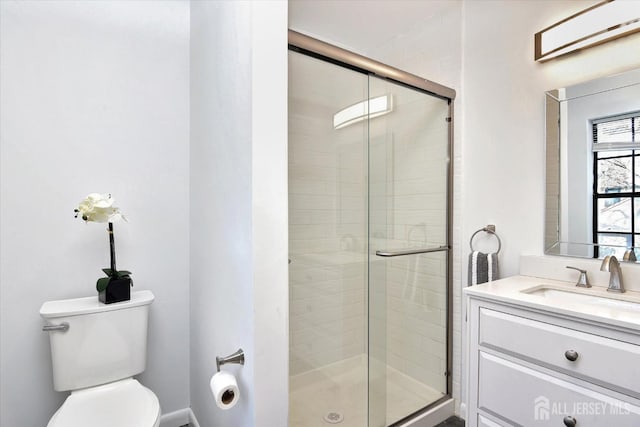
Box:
210;371;240;410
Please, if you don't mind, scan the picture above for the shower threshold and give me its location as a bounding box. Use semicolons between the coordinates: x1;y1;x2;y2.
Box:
289;355;445;427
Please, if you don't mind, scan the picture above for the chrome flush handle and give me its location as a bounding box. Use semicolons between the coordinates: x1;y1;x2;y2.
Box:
42;322;69;332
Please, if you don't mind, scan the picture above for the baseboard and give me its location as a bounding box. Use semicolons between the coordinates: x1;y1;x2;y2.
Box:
459;402;467;420
396;398;454;427
159;408;191;427
189;408;201;427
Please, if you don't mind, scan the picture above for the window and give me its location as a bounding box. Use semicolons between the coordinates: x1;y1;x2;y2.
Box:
593;112;640;258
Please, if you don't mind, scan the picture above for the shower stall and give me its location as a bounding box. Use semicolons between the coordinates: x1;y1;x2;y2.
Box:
288;31;454;427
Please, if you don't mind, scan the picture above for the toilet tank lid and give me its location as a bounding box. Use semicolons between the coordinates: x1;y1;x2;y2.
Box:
40;290;154;319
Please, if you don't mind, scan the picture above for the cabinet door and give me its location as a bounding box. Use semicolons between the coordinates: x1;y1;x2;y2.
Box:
478;352;640;426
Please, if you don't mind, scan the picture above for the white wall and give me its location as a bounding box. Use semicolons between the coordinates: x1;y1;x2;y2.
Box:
0;1;190;425
189;2;252;424
251;5;289;422
461;0;640;280
190;1;288;426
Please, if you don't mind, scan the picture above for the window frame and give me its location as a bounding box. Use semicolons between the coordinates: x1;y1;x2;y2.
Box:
592;113;640;258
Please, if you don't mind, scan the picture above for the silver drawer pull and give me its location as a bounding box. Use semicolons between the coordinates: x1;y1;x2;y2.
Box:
42;322;69;332
564;349;579;361
563;416;577;427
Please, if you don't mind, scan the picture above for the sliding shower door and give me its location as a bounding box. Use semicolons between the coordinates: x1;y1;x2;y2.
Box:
368;77;450;426
289;46;451;427
289;51;370;427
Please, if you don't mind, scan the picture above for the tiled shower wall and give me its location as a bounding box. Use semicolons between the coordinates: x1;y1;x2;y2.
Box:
288;96;368;376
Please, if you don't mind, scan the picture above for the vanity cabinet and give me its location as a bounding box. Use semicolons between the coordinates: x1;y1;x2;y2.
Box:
465;292;640;427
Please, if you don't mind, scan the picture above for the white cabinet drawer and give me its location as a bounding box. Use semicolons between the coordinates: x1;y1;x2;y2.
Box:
478;351;640;426
478;414;505;427
479;308;640;397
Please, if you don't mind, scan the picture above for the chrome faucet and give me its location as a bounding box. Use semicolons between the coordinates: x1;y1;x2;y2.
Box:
600;255;625;293
623;249;637;262
566;266;590;288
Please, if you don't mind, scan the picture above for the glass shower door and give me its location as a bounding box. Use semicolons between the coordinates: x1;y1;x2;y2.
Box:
367;76;450;426
288;51;370;427
289;47;451;427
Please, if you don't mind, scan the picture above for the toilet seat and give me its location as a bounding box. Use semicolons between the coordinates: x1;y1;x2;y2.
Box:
47;378;160;427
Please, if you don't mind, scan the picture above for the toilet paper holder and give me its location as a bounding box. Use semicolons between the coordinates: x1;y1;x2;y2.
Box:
216;348;245;372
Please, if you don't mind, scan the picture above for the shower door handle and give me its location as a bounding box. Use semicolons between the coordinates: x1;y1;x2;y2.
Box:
375;245;449;257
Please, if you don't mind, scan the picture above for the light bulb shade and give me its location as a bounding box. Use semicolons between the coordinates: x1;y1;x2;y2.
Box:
535;0;640;62
333;95;393;129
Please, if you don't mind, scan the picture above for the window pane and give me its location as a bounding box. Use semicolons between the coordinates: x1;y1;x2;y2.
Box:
598;150;632;159
597;157;632;193
636;156;640;191
597;234;631;259
635;118;639;142
596;118;634;143
597;197;631;232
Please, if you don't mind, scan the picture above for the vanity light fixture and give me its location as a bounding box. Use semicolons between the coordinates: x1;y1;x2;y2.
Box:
535;0;640;62
333;94;393;129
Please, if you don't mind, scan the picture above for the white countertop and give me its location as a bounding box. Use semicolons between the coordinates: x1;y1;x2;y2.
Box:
463;275;640;330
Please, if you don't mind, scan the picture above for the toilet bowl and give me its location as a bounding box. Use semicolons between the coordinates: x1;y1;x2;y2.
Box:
41;291;159;427
47;378;160;427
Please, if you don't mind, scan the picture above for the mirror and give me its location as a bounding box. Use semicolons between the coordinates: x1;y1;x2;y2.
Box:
545;68;640;259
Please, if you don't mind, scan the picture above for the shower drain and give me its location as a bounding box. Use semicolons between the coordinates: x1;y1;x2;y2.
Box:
323;412;344;424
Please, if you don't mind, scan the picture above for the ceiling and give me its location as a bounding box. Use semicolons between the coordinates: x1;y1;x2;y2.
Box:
288;0;459;56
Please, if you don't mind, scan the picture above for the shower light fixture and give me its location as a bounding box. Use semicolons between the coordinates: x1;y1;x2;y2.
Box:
333;95;393;129
534;0;640;62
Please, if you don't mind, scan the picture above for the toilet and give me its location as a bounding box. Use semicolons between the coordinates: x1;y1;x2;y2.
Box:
40;290;160;427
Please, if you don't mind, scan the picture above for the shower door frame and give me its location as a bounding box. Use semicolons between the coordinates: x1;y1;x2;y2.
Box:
288;29;456;426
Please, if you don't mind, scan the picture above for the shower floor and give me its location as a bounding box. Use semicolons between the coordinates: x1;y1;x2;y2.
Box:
289;355;444;427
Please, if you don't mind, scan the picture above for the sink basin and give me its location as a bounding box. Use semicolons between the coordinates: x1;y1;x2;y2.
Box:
521;285;640;313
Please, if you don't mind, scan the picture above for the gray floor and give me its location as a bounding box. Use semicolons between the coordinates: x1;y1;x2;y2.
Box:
178;415;464;427
434;416;465;427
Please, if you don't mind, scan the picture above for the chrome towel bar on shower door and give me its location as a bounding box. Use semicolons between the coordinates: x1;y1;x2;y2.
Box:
375;245;449;257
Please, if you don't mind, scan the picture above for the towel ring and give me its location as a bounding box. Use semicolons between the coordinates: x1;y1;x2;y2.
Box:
470;225;501;254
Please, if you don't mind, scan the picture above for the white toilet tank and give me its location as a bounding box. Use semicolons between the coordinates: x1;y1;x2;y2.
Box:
40;290;154;392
